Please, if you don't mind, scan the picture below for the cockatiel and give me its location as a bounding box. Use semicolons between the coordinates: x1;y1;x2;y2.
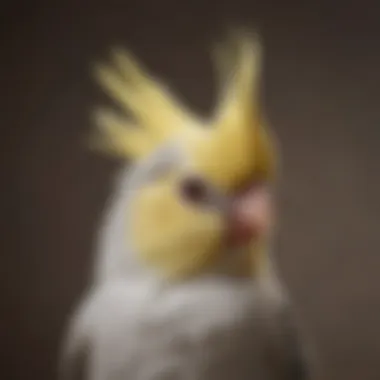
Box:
60;31;311;380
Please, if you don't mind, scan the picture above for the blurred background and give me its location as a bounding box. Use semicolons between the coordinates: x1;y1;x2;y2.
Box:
2;0;380;379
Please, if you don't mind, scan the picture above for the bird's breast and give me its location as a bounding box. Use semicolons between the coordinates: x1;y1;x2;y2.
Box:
87;277;285;380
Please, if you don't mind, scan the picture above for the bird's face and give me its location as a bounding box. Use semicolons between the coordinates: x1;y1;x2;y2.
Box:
129;139;274;281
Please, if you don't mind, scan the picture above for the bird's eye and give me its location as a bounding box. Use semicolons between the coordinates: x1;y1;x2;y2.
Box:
180;177;209;205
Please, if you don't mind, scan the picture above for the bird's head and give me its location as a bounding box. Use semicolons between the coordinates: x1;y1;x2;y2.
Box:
92;31;278;282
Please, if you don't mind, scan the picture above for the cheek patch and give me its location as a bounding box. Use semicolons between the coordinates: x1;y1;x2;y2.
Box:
128;181;225;279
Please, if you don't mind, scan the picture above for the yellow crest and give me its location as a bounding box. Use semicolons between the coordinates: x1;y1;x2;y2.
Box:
91;31;276;190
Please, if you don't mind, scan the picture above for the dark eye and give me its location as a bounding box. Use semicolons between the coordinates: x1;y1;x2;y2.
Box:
180;177;209;205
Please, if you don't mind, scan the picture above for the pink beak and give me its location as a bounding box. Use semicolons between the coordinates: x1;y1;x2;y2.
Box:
226;184;273;247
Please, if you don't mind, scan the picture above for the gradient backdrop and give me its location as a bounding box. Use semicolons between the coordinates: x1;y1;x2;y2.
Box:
2;1;380;379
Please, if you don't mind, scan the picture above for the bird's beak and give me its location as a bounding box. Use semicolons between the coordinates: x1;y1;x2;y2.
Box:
225;184;273;248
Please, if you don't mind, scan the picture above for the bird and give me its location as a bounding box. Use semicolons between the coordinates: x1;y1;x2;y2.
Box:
59;30;312;380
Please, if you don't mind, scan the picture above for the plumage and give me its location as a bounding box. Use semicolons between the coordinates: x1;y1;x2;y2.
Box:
91;31;276;190
60;30;311;380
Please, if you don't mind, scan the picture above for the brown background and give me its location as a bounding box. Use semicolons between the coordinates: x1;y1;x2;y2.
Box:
2;1;380;379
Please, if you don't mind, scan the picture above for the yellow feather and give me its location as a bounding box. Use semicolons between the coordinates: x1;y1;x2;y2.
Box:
213;30;262;127
110;48;198;133
192;31;276;189
91;31;276;189
93;49;201;160
90;108;153;158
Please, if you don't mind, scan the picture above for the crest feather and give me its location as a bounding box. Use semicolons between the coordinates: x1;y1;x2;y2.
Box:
90;31;276;188
213;30;262;128
192;30;276;188
90;108;153;158
92;49;201;159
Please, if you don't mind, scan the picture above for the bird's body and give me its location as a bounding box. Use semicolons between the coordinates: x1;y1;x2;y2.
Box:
64;167;303;380
71;259;290;380
75;277;269;380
